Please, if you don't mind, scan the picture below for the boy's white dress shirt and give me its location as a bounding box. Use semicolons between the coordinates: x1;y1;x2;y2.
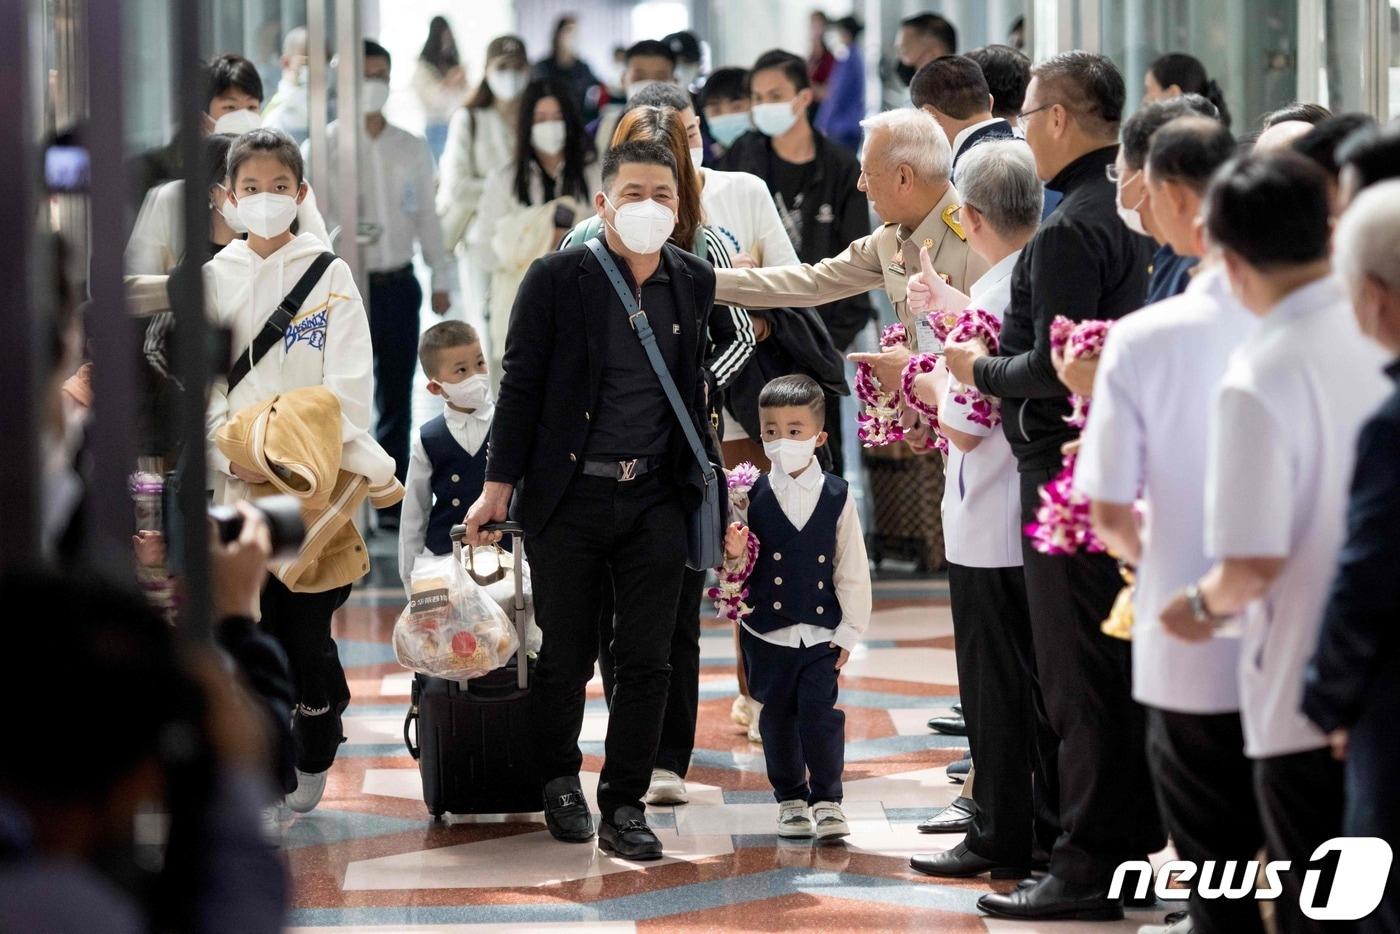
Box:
733;457;872;652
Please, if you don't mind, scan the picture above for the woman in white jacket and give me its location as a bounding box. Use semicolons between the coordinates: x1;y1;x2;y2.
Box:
468;75;600;379
436;35;529;325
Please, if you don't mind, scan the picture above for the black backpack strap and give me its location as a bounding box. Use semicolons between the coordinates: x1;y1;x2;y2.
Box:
226;252;337;394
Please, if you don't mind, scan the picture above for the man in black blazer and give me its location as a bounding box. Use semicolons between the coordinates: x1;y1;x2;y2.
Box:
466;140;715;861
911;54;1018;183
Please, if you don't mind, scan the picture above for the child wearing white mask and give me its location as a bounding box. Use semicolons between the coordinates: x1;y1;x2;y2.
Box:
722;374;871;841
398;321;498;596
205;127;376;816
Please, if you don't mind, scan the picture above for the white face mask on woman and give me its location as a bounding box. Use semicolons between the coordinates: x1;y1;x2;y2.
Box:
762;436;817;475
531;120;567;156
603;194;676;254
434;373;492;410
213;108;263;136
234;191;299;239
216;186;249;233
485;68;527;101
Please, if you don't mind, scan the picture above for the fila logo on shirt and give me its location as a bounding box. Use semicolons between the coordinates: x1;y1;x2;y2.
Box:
1110;837;1393;921
284;309;329;352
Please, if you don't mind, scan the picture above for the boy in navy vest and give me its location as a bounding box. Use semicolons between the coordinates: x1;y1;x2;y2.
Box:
724;374;872;838
398;321;495;595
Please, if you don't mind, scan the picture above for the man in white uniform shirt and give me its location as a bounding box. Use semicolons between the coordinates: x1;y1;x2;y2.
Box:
310;40;458;528
903;141;1058;881
1076;117;1265;934
1159;152;1390;934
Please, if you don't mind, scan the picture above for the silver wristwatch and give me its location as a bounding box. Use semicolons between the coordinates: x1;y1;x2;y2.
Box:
1185;584;1219;624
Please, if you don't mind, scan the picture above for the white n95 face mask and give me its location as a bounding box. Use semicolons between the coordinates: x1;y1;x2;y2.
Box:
531;120;567;156
213;108;263;136
763;436;817;475
217;187;249;233
435;373;492;410
361;78;391;114
1115;172;1149;237
751;101;799;138
604;195;676;254
235;191;299;239
486;68;527;101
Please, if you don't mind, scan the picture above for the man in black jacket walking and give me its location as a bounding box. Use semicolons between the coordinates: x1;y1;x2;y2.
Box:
945;51;1163;922
465;141;715;862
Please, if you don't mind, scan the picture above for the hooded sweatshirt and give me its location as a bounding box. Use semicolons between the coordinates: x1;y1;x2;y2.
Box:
204;232;374;506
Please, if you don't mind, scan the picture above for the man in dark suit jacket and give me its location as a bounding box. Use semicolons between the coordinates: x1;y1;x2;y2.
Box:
911;54;1018;182
466;140;715;862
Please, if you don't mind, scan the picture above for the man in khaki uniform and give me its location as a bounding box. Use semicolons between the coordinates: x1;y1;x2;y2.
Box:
714;107;987;351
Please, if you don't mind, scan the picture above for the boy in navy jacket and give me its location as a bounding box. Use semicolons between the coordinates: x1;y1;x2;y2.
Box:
725;375;872;838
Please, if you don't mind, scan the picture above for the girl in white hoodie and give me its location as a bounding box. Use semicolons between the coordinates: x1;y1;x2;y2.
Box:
205;128;374;815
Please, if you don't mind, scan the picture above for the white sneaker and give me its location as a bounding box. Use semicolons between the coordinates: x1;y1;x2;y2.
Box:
777;799;813;837
285;768;329;814
747;700;764;743
811;800;850;839
730;694;754;727
643;768;689;805
1138;915;1193;934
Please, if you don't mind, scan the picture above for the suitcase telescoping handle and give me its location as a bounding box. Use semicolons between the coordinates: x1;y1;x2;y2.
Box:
451;521;528;690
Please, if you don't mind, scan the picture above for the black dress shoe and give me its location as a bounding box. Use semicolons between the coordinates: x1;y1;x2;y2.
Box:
978;874;1124;922
542;776;594;843
927;714;968;736
917;795;976;833
947;755;971;783
911;841;1031;879
597;806;663;861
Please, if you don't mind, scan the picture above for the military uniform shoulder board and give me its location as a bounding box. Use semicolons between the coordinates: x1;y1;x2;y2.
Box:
942;203;967;241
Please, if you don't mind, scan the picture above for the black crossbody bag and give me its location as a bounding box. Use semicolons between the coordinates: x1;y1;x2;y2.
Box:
584;240;725;570
225;252;337;393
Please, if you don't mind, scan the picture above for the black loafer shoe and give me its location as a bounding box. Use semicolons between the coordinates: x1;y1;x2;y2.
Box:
917;795;976;833
911;841;1031;879
542;776;595;843
597;806;663;861
947;755;971;783
927;715;968;736
977;874;1124;922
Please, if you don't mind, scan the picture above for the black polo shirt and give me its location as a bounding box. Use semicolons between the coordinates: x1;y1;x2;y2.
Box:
584;246;682;460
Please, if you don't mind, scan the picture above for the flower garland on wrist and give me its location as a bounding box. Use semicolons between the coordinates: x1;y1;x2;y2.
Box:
1025;316;1112;556
899;352;945;453
707;463;761;621
941;308;1004;430
854;323;908;447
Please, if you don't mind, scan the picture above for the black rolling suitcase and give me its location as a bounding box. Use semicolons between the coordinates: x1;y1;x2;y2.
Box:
403;521;543;818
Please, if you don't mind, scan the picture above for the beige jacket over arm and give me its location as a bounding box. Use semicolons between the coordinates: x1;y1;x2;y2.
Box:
713;183;987;351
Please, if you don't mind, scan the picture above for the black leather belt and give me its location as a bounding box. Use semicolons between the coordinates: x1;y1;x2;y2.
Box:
368;263;414;283
580;456;657;481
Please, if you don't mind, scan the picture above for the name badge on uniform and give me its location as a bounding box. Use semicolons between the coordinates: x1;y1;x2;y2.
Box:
914;314;943;354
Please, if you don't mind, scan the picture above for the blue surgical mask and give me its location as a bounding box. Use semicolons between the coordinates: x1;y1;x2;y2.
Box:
707;111;752;147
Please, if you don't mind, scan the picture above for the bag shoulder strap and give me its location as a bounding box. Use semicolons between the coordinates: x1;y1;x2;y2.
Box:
226;251;337;393
583;239;713;481
577;215;604;244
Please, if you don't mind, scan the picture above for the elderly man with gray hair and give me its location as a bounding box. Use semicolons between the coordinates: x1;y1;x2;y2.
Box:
1304;179;1400;934
713;107;986;351
889;140;1060;883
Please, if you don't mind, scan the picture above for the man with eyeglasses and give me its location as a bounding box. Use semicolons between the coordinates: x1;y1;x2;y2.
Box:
942;51;1163;923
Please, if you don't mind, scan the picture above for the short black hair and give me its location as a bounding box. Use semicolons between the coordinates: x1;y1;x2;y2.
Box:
227;127;305;185
206;53;264;108
1336;123;1400;192
750;49;809;93
701;67;748;107
1120;94;1220;170
364;39;391;68
663;30;701;63
911;55;990;120
758;374;825;420
626;39;676;65
900;13;957;53
1147;116;1236;193
418;320;480;375
1204;151;1331;269
601;139;678;190
833;15;863;39
966;44;1030;118
624;80;692;116
1261;102;1332;128
1031;51;1126;138
1291;113;1377;179
1147;53;1232;128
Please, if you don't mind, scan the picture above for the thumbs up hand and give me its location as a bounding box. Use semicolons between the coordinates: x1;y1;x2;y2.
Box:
906;246;938;317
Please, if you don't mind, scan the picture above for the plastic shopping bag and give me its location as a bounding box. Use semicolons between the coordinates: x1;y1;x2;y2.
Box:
466;545;542;655
393;553;519;682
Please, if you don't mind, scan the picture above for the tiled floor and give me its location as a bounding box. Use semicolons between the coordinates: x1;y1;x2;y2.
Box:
286;555;1173;931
